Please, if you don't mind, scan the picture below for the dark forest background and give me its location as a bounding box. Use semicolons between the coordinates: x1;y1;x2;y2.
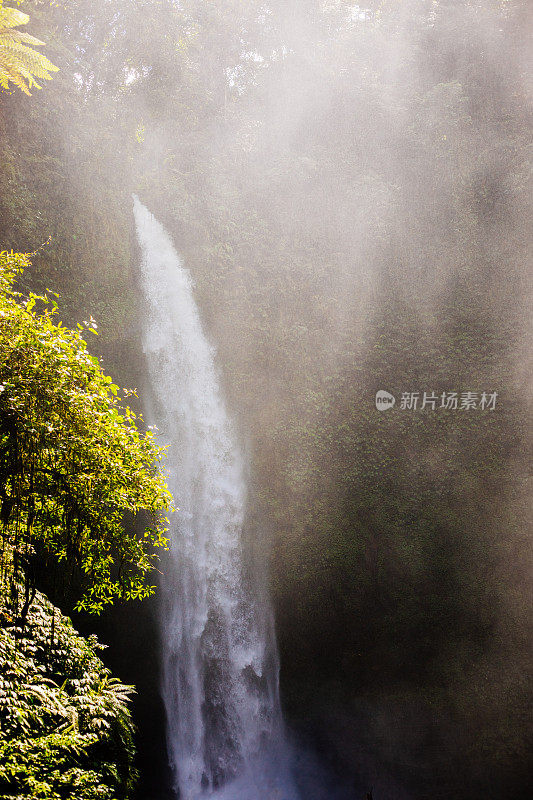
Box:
1;1;531;799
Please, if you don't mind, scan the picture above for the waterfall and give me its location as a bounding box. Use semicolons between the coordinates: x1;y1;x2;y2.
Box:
133;197;299;800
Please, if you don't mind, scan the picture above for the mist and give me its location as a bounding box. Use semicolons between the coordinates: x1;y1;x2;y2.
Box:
0;1;531;799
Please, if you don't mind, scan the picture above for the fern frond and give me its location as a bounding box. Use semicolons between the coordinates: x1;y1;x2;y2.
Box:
0;50;38;92
0;58;30;93
0;8;30;30
0;5;57;95
0;40;58;78
0;29;46;47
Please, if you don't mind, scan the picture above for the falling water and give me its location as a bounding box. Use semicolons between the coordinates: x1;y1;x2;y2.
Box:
133;197;299;800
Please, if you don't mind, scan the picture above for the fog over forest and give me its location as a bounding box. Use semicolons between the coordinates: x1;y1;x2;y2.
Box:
0;2;531;800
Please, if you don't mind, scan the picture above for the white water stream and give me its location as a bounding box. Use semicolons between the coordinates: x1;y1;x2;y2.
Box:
133;197;299;800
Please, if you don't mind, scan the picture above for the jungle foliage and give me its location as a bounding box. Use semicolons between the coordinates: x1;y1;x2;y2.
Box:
0;587;136;800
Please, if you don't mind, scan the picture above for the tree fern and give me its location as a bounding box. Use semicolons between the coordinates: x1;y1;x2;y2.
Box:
0;2;58;95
